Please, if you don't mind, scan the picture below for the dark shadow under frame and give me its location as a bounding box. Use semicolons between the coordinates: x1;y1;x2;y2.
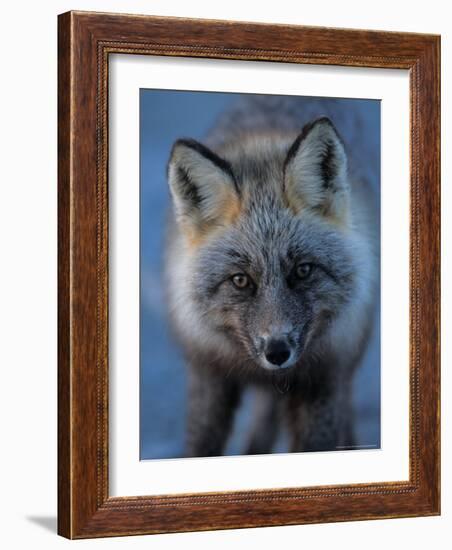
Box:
58;11;440;539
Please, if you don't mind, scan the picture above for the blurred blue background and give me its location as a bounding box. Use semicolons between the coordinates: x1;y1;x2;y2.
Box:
140;89;381;460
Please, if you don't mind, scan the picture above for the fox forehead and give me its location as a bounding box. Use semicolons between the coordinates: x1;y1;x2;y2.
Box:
194;209;354;285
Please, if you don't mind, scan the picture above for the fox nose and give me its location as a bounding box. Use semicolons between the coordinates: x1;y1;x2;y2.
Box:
264;338;291;366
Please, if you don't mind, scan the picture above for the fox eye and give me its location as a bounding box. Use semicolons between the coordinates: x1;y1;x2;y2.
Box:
231;273;250;289
295;263;313;280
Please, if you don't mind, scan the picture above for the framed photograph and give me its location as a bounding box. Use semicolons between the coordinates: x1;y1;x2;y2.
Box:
58;11;440;538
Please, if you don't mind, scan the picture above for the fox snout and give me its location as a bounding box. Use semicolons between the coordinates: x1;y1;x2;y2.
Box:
265;338;292;367
255;334;296;370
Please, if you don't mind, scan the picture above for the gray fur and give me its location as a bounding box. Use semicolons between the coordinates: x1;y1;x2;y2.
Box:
164;96;379;456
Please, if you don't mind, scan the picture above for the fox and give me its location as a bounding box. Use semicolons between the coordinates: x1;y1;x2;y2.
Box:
164;95;379;457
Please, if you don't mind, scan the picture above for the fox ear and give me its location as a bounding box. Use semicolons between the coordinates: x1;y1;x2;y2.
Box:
283;118;349;223
167;139;240;238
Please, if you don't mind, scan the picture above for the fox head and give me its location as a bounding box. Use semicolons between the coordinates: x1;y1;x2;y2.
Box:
167;118;360;373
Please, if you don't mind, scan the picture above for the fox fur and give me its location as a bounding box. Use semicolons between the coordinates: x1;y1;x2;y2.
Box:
165;95;379;457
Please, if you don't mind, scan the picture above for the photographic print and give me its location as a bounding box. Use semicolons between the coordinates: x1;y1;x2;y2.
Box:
140;91;381;460
58;12;440;537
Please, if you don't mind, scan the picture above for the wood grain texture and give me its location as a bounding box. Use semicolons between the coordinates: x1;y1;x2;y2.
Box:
57;10;440;539
57;10;72;538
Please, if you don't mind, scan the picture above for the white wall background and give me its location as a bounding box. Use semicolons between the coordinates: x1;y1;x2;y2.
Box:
0;0;449;548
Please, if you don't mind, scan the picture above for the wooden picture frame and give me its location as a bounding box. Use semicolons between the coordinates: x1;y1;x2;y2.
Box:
58;11;440;539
